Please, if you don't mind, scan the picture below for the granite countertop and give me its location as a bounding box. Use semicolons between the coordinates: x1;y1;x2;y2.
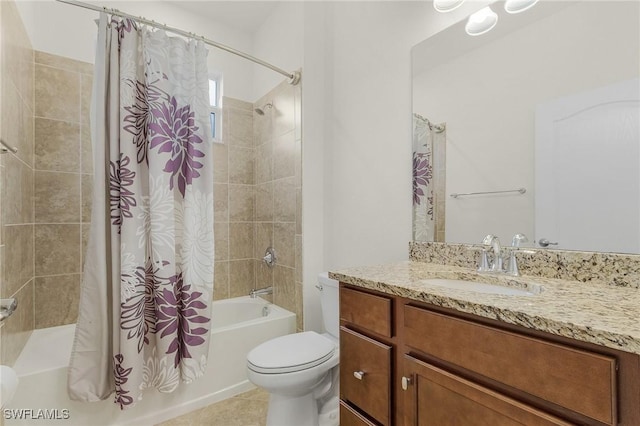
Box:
329;261;640;355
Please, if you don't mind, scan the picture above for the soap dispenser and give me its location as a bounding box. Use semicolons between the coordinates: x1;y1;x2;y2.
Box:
507;233;528;276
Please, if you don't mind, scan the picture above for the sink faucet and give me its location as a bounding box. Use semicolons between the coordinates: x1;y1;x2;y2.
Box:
506;233;528;276
482;234;504;272
249;286;273;299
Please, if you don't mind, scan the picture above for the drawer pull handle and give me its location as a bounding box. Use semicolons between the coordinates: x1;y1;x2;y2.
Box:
353;371;365;380
401;376;413;391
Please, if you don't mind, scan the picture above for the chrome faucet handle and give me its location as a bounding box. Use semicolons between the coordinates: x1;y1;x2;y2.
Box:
482;234;504;272
477;248;491;272
506;234;528;276
511;233;528;248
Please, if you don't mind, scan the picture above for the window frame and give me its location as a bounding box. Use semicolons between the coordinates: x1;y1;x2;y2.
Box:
208;73;223;144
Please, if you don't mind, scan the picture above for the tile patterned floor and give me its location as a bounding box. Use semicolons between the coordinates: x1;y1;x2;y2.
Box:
156;388;269;426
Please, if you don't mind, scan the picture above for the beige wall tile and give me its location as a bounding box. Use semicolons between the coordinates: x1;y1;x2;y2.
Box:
274;222;295;268
254;222;273;259
81;124;92;174
254;259;273;290
295;282;303;332
255;182;274;223
253;109;273;146
294;84;302;141
213;261;229;300
295;235;302;283
35;64;80;122
229;260;254;298
2;225;34;299
214;222;229;261
229;223;254;260
296;186;302;235
295;138;302;188
274;177;296;222
35;171;80;223
81;174;92;222
273;131;296;180
213;143;228;183
255;140;273;184
228;184;254;222
273;265;296;314
1;82;33;167
0;279;34;367
35;274;81;328
213;183;228;223
80;74;93;125
35;51;93;74
81;223;90;268
34;118;80;172
272;86;295;137
228;147;254;185
222;97;252;111
35;224;80;276
2;154;34;225
226;108;253;148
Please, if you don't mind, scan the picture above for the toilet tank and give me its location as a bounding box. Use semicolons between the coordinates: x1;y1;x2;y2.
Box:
318;272;339;338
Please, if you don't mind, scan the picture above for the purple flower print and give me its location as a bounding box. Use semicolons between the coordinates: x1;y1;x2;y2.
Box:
413;152;432;206
113;354;134;408
120;259;169;353
149;97;205;197
155;273;210;368
109;154;137;234
123;80;166;164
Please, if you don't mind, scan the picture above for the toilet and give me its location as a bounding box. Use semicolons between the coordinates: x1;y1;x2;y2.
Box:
247;272;340;426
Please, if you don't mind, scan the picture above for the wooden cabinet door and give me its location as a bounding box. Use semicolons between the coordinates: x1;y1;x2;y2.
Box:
402;355;574;426
341;327;392;425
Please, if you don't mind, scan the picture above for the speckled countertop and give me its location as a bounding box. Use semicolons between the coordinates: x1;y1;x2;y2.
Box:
329;261;640;355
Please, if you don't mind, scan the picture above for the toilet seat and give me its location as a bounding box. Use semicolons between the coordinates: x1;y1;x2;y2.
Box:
247;331;336;374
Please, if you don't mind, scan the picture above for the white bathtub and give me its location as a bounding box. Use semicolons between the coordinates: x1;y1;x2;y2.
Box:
5;296;295;426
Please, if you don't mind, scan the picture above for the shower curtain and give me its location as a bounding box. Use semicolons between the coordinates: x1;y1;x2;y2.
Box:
68;13;214;408
412;114;442;242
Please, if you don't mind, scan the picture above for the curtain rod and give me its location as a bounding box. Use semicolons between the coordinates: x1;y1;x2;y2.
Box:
55;0;301;85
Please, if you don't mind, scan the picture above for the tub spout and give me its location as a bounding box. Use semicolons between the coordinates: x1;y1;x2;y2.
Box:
250;286;273;298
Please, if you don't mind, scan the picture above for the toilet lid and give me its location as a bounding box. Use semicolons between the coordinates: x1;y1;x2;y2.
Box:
247;331;336;374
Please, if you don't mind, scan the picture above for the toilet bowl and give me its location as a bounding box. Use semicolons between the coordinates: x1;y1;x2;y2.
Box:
246;272;339;426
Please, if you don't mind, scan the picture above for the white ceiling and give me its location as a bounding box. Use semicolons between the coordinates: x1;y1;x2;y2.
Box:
165;1;282;33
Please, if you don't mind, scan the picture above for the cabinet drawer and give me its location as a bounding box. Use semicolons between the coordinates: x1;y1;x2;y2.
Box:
404;355;573;426
404;305;617;425
340;327;391;425
340;287;392;337
340;401;379;426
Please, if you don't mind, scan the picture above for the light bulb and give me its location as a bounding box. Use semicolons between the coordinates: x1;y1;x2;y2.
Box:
433;0;465;13
465;6;498;36
504;0;539;14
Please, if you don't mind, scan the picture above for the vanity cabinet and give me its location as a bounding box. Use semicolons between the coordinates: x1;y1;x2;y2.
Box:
402;355;571;426
339;284;640;426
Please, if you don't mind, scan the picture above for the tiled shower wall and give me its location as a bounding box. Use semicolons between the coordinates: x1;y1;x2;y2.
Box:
22;49;303;333
214;81;303;330
32;51;93;329
0;0;36;366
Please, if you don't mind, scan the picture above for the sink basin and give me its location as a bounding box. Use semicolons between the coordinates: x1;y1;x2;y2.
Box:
420;279;538;296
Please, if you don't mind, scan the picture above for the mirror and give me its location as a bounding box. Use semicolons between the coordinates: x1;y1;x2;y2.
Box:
412;0;640;253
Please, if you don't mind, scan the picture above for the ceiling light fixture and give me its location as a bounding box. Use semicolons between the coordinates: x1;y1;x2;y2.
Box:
504;0;539;14
433;0;465;13
465;6;498;36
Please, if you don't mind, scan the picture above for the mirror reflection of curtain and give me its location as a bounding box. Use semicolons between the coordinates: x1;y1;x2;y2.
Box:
412;114;446;242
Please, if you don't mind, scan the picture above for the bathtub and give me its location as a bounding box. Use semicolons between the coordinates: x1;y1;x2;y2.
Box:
5;296;295;426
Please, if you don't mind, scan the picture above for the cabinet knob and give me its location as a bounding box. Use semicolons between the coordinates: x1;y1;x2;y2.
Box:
401;376;413;391
353;371;365;380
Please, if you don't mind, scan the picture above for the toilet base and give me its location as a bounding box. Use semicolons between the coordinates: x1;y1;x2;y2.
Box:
266;393;318;426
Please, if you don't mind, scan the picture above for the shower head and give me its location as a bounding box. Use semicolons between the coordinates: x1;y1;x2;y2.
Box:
254;102;273;116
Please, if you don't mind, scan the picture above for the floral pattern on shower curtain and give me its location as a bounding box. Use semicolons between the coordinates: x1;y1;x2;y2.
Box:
412;114;435;241
68;13;214;409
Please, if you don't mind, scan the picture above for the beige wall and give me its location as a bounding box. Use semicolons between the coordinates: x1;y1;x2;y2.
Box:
32;51;92;329
215;81;303;330
0;0;35;367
